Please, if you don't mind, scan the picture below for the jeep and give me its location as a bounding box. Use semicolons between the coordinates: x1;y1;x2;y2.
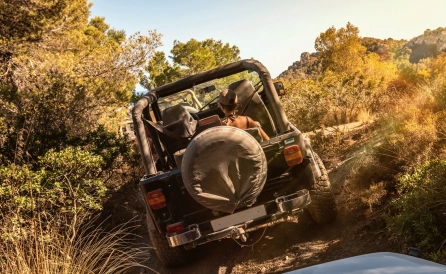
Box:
132;59;337;266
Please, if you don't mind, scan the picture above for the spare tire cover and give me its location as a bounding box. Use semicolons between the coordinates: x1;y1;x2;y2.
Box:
182;126;267;213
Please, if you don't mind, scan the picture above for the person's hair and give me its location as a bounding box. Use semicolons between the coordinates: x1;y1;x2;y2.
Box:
219;101;238;112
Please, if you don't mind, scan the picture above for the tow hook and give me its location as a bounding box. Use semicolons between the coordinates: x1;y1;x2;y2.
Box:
231;227;249;243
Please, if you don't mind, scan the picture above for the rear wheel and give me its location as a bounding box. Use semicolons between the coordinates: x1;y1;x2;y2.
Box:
307;153;337;224
144;205;190;267
148;226;190;267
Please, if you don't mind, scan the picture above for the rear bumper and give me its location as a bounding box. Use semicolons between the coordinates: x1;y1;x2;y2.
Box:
166;189;311;248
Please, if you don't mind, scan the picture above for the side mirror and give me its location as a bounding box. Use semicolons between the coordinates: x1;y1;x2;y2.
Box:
273;81;285;97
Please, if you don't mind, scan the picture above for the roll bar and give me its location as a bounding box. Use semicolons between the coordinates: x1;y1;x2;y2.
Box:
132;59;289;176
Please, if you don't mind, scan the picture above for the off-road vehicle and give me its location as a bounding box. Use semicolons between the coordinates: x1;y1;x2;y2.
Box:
132;59;337;266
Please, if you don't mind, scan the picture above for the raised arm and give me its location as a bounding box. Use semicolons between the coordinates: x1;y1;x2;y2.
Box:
247;117;270;141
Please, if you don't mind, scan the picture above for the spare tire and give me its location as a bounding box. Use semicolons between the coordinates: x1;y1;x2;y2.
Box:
182;126;267;213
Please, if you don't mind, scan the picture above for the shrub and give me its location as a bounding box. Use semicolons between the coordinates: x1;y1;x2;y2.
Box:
0;147;106;241
361;182;387;212
282;79;330;133
72;125;136;170
384;160;446;258
0;147;150;273
382;105;438;170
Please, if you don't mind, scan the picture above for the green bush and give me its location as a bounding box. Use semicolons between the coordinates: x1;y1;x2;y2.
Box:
67;125;135;169
385;160;446;256
0;147;106;241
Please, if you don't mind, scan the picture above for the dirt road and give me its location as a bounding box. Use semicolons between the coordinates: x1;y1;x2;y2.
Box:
135;150;398;274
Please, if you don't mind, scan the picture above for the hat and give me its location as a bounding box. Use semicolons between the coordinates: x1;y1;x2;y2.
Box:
218;89;238;105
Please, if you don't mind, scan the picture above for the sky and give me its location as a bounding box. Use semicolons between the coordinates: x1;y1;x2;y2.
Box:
90;0;445;90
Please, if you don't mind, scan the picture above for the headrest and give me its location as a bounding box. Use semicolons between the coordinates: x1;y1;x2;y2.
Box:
162;104;192;126
228;79;255;95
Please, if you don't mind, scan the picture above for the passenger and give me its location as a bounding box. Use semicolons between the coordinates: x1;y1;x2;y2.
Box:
218;89;270;141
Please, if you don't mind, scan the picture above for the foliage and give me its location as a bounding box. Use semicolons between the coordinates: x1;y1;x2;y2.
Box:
0;148;106;239
281;79;329;132
141;38;240;89
375;52;446;171
69;125;136;170
171;38;240;74
282;23;397;127
0;0;161;165
382;105;438;169
281;22;446;263
140;51;181;88
0;146;147;272
361;182;387;212
282;26;446;262
385;160;446;256
425;53;446;110
0;0;86;42
315;22;367;75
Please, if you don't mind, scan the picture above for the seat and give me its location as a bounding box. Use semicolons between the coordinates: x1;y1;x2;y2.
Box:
228;79;276;137
172;115;222;169
162;104;192;125
244;128;263;142
157;104;198;165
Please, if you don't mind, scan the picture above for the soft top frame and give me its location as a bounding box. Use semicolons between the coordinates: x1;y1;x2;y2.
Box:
132;59;289;175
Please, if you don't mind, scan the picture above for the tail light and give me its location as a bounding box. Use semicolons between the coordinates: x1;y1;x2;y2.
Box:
147;189;166;210
166;222;185;234
284;145;303;166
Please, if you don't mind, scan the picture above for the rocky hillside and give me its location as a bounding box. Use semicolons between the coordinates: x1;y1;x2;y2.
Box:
406;27;446;63
278;52;322;81
278;27;446;80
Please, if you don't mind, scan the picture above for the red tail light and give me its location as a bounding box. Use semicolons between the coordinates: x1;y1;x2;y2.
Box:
147;189;166;210
284;145;303;166
166;222;185;234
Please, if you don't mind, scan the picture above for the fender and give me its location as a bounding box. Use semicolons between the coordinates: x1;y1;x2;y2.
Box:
289;122;322;180
304;137;322;179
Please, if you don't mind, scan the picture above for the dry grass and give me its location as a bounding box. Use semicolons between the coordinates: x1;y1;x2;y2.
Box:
360;182;388;212
0;216;154;274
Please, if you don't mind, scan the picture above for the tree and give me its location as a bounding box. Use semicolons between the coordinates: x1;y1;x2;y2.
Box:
281;79;330;132
140;51;181;89
284;23;398;125
0;3;160;271
315;22;367;74
140;38;240;89
0;0;161;164
0;0;86;42
421;53;446;110
171;38;240;75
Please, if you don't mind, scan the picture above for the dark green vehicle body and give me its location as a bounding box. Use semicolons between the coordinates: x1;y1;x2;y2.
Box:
132;59;336;266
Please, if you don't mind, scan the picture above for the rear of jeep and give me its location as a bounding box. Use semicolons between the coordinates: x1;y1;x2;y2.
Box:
132;59;337;266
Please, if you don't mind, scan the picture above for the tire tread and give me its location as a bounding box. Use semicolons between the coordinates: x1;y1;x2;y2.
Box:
307;153;337;224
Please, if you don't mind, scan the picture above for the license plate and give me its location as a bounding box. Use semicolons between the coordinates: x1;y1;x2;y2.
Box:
210;205;267;231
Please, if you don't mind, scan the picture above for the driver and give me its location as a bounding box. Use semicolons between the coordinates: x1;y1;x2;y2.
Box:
218;89;270;141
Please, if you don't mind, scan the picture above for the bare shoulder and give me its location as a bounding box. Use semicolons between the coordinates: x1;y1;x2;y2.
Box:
246;116;260;128
230;116;246;129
